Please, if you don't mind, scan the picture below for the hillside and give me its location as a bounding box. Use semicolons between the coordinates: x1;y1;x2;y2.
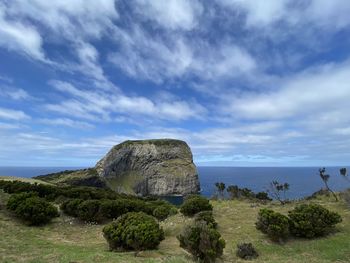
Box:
0;189;349;263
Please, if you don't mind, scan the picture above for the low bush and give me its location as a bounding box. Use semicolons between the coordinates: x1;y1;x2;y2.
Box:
153;205;172;221
194;211;217;228
103;212;164;251
60;199;84;217
256;208;290;242
255;192;272;201
99;199;127;220
177;221;225;263
236;243;259;260
7;192;38;211
14;197;59;225
77;200;102;222
180;195;213;216
288;204;342;238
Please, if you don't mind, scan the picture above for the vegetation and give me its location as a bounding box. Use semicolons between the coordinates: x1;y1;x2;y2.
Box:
255;209;290;242
177;220;225;263
319;168;338;201
194;211;217;228
288;204;342;238
269;181;290;205
102;212;164;251
215;182;226;199
1;187;350;262
236;243;259;260
9;195;59;225
180;195;213;216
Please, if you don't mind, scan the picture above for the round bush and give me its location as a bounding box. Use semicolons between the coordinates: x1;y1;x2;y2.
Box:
236;243;259;260
99;199;128;220
288;204;342;238
14;197;59;225
60;199;84;217
177;221;225;263
103;212;164;251
256;209;290;242
194;211;217;228
153;206;171;221
180;195;213;216
7;192;38;211
77;200;102;222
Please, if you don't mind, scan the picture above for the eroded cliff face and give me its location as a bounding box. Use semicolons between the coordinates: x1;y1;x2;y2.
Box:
95;139;200;196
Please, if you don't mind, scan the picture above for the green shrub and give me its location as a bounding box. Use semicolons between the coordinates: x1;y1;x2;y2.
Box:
102;212;164;251
256;209;290;242
180;195;213;216
99;199;128;220
255;192;272;201
194;211;217;228
153;206;171;221
60;199;84;217
236;243;259;260
14;197;59;225
7;192;38;211
77;200;102;222
177;221;225;263
288;204;342;238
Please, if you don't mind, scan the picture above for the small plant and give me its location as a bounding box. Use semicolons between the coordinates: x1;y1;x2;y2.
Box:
77;200;102;222
7;192;38;211
341;189;350;208
226;185;240;199
269;181;290;205
215;182;226;199
236;243;259;260
319;168;338;201
180;195;213;216
255;191;272;201
14;197;59;225
177;221;225;263
153;206;171;221
194;211;217;228
256;208;290;242
103;212;164;251
288;204;342;238
60;199;84;217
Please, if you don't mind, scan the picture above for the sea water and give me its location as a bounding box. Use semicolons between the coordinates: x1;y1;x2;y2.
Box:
0;166;349;200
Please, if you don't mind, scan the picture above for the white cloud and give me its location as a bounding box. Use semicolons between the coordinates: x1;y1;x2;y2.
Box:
45;80;206;122
227;61;350;120
0;86;30;100
0;107;30;120
218;0;288;26
133;0;203;30
0;4;44;60
38;118;94;129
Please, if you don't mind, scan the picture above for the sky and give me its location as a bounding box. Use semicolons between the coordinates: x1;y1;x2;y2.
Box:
0;0;350;167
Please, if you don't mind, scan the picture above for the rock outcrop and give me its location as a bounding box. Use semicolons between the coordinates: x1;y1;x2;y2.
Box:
95;139;200;196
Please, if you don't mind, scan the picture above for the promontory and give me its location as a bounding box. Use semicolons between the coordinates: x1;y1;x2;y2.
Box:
35;139;200;196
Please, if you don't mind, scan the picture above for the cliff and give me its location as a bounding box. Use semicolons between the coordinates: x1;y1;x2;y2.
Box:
95;139;200;195
35;139;200;196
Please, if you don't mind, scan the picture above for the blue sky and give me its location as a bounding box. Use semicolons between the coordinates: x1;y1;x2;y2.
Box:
1;0;350;167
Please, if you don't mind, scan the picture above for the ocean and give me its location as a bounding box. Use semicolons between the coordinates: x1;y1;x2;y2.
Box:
0;166;349;200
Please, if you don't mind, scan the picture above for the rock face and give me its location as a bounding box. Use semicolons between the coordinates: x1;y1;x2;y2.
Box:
95;139;200;196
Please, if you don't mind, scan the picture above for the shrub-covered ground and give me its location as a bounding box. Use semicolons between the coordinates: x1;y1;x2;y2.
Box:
0;183;349;262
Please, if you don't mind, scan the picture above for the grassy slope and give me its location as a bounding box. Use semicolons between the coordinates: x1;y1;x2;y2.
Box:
0;190;349;263
0;176;52;185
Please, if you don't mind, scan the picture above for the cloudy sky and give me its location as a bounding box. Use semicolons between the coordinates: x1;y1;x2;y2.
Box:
0;0;350;167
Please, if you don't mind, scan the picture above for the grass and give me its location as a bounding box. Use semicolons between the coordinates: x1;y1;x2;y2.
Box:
0;176;52;185
0;189;349;263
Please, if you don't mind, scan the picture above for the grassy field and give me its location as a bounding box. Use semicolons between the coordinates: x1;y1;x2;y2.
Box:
0;188;349;262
